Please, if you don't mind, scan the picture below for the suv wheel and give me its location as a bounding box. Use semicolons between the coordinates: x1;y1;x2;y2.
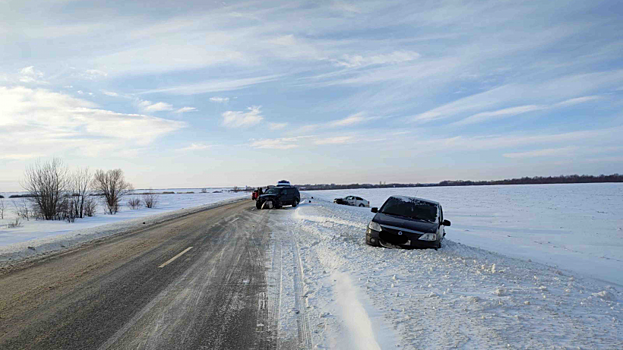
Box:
359;204;365;207
256;200;262;210
292;198;299;207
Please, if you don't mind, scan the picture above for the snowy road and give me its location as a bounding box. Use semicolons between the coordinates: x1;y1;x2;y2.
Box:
0;200;279;350
1;197;621;349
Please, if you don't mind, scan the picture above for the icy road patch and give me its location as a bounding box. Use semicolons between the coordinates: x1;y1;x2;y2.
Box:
269;197;622;349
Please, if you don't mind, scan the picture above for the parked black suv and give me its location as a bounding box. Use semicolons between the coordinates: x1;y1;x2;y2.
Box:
366;195;451;249
256;186;301;209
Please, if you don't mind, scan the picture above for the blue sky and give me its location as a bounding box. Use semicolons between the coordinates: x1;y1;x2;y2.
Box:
1;0;622;190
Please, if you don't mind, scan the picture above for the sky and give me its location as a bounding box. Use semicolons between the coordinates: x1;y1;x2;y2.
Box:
1;0;622;191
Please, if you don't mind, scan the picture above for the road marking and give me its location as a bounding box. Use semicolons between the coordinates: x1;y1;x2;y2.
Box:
158;247;193;268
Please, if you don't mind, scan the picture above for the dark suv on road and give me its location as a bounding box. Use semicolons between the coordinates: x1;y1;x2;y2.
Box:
256;186;300;209
366;195;451;249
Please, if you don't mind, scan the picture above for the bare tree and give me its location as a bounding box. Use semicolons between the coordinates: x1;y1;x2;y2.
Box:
127;197;142;209
142;190;159;208
69;168;92;219
13;199;32;221
21;158;68;220
92;169;133;214
0;199;5;219
83;197;97;217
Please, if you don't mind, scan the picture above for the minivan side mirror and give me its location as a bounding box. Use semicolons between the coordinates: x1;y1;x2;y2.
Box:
442;220;451;226
371;207;378;213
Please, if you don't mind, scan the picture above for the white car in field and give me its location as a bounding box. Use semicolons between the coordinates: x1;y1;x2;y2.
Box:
333;195;370;207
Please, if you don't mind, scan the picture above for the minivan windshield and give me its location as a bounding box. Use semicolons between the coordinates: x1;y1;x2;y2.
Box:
380;197;438;222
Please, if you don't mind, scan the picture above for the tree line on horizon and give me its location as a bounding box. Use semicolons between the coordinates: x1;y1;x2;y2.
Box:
297;173;623;190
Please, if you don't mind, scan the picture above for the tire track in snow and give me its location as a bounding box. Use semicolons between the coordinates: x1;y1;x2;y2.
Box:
292;239;313;349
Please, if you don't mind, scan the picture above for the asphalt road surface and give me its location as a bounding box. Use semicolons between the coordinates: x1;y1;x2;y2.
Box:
0;200;300;350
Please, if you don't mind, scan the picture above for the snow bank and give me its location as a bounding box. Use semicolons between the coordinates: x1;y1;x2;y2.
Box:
305;183;623;286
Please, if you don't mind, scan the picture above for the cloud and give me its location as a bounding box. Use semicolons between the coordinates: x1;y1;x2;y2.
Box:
315;136;353;145
454;105;544;125
138;100;174;112
329;112;368;127
0;153;43;160
222;106;263;128
333;51;421;68
503;147;578;159
331;1;362;15
19;66;46;84
81;69;108;80
410;70;623;124
553;96;602;108
209;97;230;103
175;107;197;113
288;112;369;135
269;122;287;130
503;145;623;159
178;143;211;151
141;75;280;95
425;127;623;153
250;138;298;149
0;86;185;158
102;90;119;97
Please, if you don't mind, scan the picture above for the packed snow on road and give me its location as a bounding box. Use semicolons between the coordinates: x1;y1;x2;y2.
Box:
268;184;622;349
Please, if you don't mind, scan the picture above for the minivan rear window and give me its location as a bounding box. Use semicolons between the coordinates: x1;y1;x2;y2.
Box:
380;197;438;222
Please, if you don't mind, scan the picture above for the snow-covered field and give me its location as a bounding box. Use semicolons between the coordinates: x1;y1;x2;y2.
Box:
304;183;623;286
270;192;622;349
0;188;248;263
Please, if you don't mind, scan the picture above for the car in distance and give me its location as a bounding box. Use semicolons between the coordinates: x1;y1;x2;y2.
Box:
366;195;451;249
256;185;300;209
333;195;370;207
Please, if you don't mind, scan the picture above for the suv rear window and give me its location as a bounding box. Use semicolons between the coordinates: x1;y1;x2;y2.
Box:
380;197;438;223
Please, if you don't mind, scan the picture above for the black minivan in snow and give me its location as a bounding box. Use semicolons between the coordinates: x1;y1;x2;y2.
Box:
366;196;451;249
